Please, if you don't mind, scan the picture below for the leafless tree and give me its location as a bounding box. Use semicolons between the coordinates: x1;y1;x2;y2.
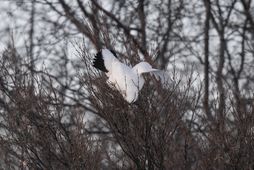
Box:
0;0;254;169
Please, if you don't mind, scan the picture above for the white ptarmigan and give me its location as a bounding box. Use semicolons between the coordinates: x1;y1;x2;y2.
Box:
92;49;167;103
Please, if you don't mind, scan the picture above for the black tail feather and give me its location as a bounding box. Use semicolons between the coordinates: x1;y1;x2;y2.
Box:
93;50;109;73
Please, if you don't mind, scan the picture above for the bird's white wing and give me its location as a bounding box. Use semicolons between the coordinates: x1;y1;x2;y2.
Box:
110;62;142;103
93;49;118;74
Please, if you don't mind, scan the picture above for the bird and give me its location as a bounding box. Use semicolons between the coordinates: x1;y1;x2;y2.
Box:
92;49;169;103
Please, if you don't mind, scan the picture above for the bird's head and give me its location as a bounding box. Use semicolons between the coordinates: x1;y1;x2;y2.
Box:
133;62;158;75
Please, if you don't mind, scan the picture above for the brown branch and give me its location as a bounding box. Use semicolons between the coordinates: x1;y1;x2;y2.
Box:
90;0;153;64
240;0;254;32
58;0;101;50
203;0;213;120
138;0;147;49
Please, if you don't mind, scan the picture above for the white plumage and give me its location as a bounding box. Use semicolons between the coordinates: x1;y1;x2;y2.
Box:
93;49;168;103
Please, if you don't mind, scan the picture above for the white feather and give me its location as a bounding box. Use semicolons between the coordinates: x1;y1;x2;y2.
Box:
93;49;170;103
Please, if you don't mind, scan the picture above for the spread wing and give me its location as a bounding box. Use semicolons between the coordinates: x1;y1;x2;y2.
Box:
93;49;118;73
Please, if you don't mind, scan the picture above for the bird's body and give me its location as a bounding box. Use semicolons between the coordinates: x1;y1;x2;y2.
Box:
108;60;145;102
92;49;163;103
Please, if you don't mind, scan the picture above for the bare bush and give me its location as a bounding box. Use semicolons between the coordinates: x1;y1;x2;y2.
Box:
79;45;202;169
1;0;254;169
0;44;102;170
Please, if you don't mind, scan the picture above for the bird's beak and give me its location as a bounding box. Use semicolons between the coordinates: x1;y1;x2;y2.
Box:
150;69;159;72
